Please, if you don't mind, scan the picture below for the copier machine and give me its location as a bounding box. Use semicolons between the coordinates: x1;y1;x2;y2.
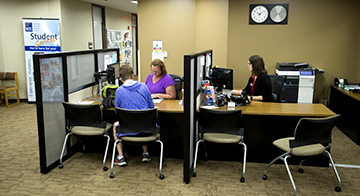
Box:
276;62;318;103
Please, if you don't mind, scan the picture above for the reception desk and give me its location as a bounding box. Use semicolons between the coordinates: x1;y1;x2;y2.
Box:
329;86;360;145
90;95;335;166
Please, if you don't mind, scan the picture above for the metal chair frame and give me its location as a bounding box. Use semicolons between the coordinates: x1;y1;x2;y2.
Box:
262;115;342;196
60;102;111;171
109;107;164;180
192;108;247;183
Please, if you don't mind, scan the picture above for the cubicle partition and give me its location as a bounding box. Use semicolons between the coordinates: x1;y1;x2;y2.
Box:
183;50;212;183
33;49;119;174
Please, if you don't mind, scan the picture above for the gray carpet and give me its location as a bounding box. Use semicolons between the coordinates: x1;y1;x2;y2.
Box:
1;103;359;195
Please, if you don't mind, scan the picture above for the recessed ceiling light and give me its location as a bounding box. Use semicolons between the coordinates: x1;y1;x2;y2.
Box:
131;1;138;4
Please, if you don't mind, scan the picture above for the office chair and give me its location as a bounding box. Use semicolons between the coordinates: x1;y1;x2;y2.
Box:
192;108;247;182
60;102;112;171
269;75;285;103
109;107;164;180
169;74;183;100
0;72;20;107
262;114;341;196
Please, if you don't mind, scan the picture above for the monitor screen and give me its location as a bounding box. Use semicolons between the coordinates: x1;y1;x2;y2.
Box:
106;62;120;84
210;67;233;91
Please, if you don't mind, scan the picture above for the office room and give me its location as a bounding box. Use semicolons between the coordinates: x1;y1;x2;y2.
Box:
1;0;360;195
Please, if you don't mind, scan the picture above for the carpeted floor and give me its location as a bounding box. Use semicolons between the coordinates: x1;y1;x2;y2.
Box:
0;103;359;195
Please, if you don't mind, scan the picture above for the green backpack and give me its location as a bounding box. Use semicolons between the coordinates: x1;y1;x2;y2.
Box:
101;84;118;108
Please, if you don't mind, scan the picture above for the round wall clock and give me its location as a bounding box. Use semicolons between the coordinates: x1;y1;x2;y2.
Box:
270;5;287;23
251;5;268;23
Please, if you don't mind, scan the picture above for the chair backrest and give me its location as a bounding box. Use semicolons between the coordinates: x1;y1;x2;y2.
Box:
115;107;159;134
62;102;105;128
269;75;285;103
290;114;340;148
0;72;18;88
169;74;183;100
198;107;243;135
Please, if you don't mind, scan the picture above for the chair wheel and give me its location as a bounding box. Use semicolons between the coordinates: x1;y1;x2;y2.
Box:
262;174;267;180
109;173;114;178
240;177;245;183
192;172;197;177
59;164;63;169
103;166;108;171
159;174;165;180
335;187;341;192
298;168;304;173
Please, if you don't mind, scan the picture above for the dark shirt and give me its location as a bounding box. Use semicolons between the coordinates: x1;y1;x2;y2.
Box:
243;72;274;102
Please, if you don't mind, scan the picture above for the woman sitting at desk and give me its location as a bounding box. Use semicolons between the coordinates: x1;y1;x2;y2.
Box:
231;55;274;102
145;59;176;99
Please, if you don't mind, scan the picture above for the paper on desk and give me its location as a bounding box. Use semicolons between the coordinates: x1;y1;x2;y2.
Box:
76;101;94;104
200;105;219;109
153;99;163;103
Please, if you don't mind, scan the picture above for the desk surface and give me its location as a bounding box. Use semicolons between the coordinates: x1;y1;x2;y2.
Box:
88;95;335;117
332;86;360;102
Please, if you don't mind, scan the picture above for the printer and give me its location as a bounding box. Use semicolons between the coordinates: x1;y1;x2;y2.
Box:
276;62;316;103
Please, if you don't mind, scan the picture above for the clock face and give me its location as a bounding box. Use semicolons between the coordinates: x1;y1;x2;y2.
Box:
251;5;269;23
270;5;287;23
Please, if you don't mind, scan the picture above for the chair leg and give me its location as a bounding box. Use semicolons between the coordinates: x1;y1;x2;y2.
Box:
102;134;110;171
263;151;291;178
324;151;342;192
59;133;73;168
192;139;203;177
0;92;3;104
156;139;164;180
109;139;120;178
298;159;306;173
239;142;247;183
202;141;208;161
4;91;9;108
16;90;20;105
284;155;297;196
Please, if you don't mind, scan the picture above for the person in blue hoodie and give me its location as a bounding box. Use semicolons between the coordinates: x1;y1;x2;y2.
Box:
112;65;154;167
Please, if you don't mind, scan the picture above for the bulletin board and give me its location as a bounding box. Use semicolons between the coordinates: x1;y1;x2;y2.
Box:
107;29;132;65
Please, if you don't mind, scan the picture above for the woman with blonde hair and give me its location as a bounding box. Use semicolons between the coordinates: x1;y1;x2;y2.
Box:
145;59;176;99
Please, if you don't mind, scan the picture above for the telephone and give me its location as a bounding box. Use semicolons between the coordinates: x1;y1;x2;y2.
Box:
334;78;348;87
230;91;251;106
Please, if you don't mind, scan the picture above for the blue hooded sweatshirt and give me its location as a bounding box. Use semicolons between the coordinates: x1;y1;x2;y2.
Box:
114;80;154;137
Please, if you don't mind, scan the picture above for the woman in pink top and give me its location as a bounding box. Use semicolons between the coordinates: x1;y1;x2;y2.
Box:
145;59;176;99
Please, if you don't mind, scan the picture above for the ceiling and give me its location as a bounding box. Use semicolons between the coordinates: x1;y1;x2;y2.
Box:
78;0;138;14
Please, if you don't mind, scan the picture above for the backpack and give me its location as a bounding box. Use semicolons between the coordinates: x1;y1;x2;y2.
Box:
101;84;118;108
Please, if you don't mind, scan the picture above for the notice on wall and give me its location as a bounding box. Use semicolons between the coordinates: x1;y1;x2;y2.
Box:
152;40;164;61
22;18;61;102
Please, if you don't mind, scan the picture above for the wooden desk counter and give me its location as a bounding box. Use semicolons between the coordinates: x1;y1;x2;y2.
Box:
329;86;360;145
86;95;184;113
332;86;360;102
217;101;335;117
155;100;183;113
87;94;336;165
87;95;334;117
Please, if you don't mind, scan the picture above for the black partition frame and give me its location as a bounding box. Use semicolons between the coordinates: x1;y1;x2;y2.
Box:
183;50;212;183
33;48;119;174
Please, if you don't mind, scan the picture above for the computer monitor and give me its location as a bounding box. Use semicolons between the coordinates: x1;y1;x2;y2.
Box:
210;67;233;92
106;62;120;84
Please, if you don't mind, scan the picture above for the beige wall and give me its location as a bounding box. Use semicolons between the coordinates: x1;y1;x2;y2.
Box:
0;0;61;99
138;0;196;82
105;8;132;30
138;0;360;102
227;0;360;102
138;0;229;81
195;0;228;69
60;0;93;51
0;0;132;99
